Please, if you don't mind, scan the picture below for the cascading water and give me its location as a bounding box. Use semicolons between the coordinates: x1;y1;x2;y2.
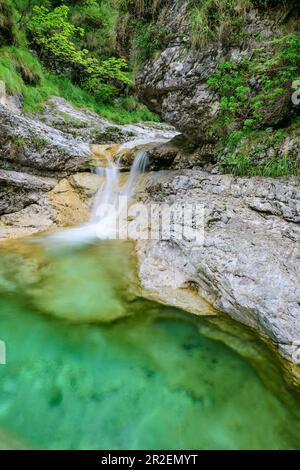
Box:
46;149;148;246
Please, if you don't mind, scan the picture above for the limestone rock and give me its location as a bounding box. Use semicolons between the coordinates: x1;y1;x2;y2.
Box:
36;97;137;144
135;3;297;143
0;169;57;215
0;103;92;175
136;169;300;365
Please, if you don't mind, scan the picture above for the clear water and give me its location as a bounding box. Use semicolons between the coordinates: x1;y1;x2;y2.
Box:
0;240;300;450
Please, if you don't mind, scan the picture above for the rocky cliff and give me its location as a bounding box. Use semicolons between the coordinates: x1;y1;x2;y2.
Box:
130;1;300;377
135;0;300;173
135;169;300;377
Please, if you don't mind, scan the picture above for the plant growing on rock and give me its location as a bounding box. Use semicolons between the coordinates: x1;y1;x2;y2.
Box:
208;34;300;136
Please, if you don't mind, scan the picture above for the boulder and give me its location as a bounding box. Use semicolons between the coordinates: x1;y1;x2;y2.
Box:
0;104;92;175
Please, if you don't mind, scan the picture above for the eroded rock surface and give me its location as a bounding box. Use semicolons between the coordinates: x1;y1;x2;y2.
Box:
0;98;176;240
0;104;91;175
136;170;300;365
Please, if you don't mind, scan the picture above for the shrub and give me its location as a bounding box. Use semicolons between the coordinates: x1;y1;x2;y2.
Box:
28;5;131;101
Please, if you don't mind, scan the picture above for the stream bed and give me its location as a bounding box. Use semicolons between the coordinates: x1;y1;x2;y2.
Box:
0;240;300;450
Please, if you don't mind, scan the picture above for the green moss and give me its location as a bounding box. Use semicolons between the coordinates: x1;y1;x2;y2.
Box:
21;73;159;124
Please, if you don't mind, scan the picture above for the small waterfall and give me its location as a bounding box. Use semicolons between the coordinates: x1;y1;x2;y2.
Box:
46;150;148;246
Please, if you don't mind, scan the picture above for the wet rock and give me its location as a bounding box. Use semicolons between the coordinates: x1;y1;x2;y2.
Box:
69;172;104;198
136;169;300;366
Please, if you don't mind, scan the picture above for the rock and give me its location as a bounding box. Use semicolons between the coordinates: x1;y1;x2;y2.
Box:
136;169;300;367
36;97;137;144
0;169;57;215
48;179;90;227
146;134;214;170
69;172;104;198
135;3;297;143
0;103;92;175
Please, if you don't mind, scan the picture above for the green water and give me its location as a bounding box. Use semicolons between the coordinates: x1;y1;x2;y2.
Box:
0;240;300;450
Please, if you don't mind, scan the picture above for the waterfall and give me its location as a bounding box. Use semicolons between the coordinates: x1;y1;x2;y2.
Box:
46;150;148;246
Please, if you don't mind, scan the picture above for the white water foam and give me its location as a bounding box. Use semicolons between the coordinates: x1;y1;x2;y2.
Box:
45;150;148;247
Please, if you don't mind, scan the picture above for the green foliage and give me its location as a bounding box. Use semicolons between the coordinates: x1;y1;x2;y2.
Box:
222;151;299;177
0;57;24;95
28;5;131;101
0;46;43;95
189;0;291;47
0;1;161;123
22;73;159;123
208;34;300;135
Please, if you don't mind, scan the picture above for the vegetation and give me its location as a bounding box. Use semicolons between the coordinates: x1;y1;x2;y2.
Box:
0;0;159;123
207;32;300;176
0;0;299;174
189;1;297;47
208;34;300;134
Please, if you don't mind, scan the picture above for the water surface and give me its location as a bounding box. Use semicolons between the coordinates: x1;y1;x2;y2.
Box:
0;240;299;450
